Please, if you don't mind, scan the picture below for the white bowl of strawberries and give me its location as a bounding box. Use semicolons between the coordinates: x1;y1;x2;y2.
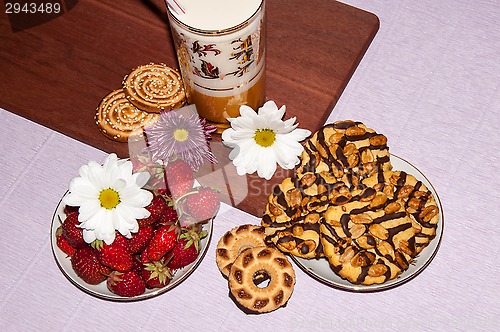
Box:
51;157;218;301
51;189;214;301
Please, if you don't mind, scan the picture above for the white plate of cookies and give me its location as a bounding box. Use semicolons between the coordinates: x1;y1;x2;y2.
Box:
291;154;443;292
261;121;444;292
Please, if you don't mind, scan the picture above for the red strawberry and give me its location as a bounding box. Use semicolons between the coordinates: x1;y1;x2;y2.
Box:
61;212;86;248
63;205;79;215
183;187;220;222
157;187;171;197
167;227;207;270
131;255;144;275
128;226;154;254
147;224;179;261
94;234;134;272
160;203;179;224
56;226;76;257
165;159;194;198
71;247;111;285
167;238;199;270
137;194;167;228
142;259;173;289
141;246;152;264
107;271;146;297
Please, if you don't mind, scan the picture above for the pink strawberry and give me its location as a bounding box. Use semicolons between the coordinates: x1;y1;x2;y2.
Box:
147;224;179;261
165;159;194;198
56;226;76;257
94;234;134;272
137;194;167;228
71;247;111;285
61;212;86;248
167;227;207;270
128;226;154;254
131;153;166;190
142;259;173;289
183;187;220;222
107;271;146;297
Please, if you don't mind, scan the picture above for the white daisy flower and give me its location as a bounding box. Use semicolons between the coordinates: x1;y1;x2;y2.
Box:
222;101;311;180
63;153;153;245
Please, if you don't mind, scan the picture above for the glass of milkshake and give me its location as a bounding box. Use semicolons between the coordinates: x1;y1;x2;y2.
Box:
166;0;266;133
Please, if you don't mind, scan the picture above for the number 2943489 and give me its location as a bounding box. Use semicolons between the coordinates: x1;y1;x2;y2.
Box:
5;2;61;14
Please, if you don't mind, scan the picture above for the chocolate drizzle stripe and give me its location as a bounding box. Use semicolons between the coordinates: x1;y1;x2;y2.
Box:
340;214;351;237
335;145;348;168
323;222;341;241
377;168;385;185
315;238;323;257
387;223;413;244
322;233;337;246
346;132;373;142
374;212;407;224
356;266;370;284
361;188;376;200
368;144;389;151
333;121;356;130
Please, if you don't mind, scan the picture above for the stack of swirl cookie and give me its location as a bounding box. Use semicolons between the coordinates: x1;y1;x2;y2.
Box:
95;63;186;142
261;120;440;285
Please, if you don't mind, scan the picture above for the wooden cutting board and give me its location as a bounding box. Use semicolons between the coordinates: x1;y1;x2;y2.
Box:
0;0;379;217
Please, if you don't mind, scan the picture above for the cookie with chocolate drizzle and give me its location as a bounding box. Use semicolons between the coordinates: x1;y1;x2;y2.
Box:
320;170;439;285
296;120;392;189
261;177;323;259
261;121;392;259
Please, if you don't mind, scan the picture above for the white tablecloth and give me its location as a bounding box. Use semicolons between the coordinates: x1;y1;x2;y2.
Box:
1;0;499;331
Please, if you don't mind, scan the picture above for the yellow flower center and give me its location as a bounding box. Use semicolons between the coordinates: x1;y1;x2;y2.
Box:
254;129;276;147
173;128;189;142
99;188;120;210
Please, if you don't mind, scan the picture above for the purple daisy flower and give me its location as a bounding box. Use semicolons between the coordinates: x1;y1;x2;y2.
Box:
144;108;217;172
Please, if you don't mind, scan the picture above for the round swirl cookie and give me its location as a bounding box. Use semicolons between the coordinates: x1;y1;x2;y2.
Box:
228;246;296;313
320;170;439;285
261;177;323;259
122;63;186;113
216;224;267;278
95;89;159;142
296;120;392;190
